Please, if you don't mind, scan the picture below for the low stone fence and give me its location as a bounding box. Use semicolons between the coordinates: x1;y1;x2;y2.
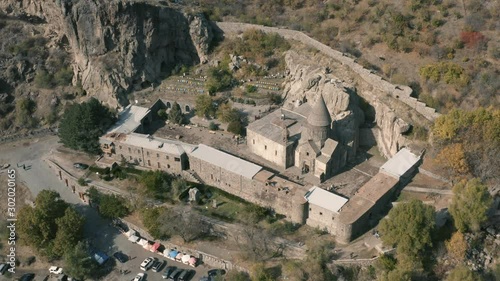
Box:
216;22;440;122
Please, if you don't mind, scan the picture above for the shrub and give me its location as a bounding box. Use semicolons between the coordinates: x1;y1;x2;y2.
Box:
208;121;219;131
227;120;244;135
34;69;54;88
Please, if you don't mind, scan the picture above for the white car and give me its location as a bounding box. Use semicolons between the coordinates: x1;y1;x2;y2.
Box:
49;266;63;275
133;273;145;281
140;257;155;271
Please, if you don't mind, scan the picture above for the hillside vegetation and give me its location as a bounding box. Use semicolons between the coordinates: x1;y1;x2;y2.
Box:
192;0;499;112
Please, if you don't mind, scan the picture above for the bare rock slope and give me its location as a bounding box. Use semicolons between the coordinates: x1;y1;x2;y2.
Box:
1;0;213;107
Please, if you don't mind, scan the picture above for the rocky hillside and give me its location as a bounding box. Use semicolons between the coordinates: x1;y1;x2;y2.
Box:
0;0;213;110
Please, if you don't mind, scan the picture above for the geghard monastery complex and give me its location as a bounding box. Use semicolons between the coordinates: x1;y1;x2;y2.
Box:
96;96;421;244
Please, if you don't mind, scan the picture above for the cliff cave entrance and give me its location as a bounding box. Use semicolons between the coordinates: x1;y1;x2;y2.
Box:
161;61;169;73
185;105;190;112
141;80;152;89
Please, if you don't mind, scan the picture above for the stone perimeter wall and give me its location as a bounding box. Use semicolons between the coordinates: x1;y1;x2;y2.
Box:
215;22;440;122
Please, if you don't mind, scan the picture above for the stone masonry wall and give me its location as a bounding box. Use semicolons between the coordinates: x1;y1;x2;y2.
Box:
189;156;307;224
215;22;440;122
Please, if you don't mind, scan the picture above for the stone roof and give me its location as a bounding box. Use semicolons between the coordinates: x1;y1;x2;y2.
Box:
321;139;339;156
247;104;310;144
338;173;399;224
307;94;332;127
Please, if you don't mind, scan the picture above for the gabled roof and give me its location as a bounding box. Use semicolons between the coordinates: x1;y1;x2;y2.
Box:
380;148;420;179
108;105;150;134
307;94;332;127
190;144;262;179
304;186;348;213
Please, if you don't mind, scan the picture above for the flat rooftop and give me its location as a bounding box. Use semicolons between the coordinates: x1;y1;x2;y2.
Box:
380;147;420;179
108;105;150;134
190;144;262;179
247;103;311;144
102;132;197;156
304;186;348;213
338;173;399;224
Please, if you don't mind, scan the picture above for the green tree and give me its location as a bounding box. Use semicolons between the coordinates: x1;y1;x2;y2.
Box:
139;170;172;199
52;207;85;257
206;66;234;94
216;103;241;123
449;178;492;233
58;98;116;155
168;102;183;124
446;266;483;281
15;97;37;128
157;109;168;120
98;194;129;219
195;95;215;118
17;191;69;250
227;120;244;135
64;241;100;280
446;231;468;264
171;178;188;200
379;200;435;268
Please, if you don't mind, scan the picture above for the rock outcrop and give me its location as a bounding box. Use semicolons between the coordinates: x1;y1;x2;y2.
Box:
1;0;213;108
283;51;363;161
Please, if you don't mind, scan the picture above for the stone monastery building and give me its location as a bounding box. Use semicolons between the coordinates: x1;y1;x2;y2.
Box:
97;99;421;243
247;95;346;182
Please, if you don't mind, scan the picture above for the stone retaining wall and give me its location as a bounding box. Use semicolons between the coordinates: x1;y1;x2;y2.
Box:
215;22;440;122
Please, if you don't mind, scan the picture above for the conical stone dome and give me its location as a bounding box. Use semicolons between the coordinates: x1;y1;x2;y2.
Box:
307;94;332;127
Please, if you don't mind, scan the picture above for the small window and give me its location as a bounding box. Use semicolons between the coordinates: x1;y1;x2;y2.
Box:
119;145;122;149
157;162;161;168
147;160;151;166
128;147;131;153
156;153;159;158
129;156;132;160
167;164;170;169
309;208;312;211
211;174;214;180
174;157;180;162
306;152;309;156
253;139;255;144
265;145;267;150
275;150;277;156
166;155;169;160
319;212;323;215
138;149;141;154
147;151;149;156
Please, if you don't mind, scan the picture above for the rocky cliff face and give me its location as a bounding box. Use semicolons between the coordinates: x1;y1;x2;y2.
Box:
1;0;213;108
282;50;413;159
283;51;364;161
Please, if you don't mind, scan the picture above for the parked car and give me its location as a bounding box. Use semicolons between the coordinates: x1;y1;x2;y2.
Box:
178;269;194;281
198;277;210;281
49;266;64;275
132;273;145;281
113;251;129;263
140;257;156;271
73;163;89;170
152;259;166;272
19;273;35;281
167;268;183;280
162;266;177;279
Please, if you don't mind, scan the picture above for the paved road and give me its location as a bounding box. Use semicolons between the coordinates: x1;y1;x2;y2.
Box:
0;137;211;281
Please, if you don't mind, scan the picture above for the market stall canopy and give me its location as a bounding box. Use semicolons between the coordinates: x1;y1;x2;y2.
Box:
151;242;161;252
189;257;197;266
128;235;139;243
176;253;183;260
138;238;149;246
169;250;178;259
182;254;190;263
125;229;137;237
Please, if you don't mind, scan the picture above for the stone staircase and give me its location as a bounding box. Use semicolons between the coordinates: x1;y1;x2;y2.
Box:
182;170;205;185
